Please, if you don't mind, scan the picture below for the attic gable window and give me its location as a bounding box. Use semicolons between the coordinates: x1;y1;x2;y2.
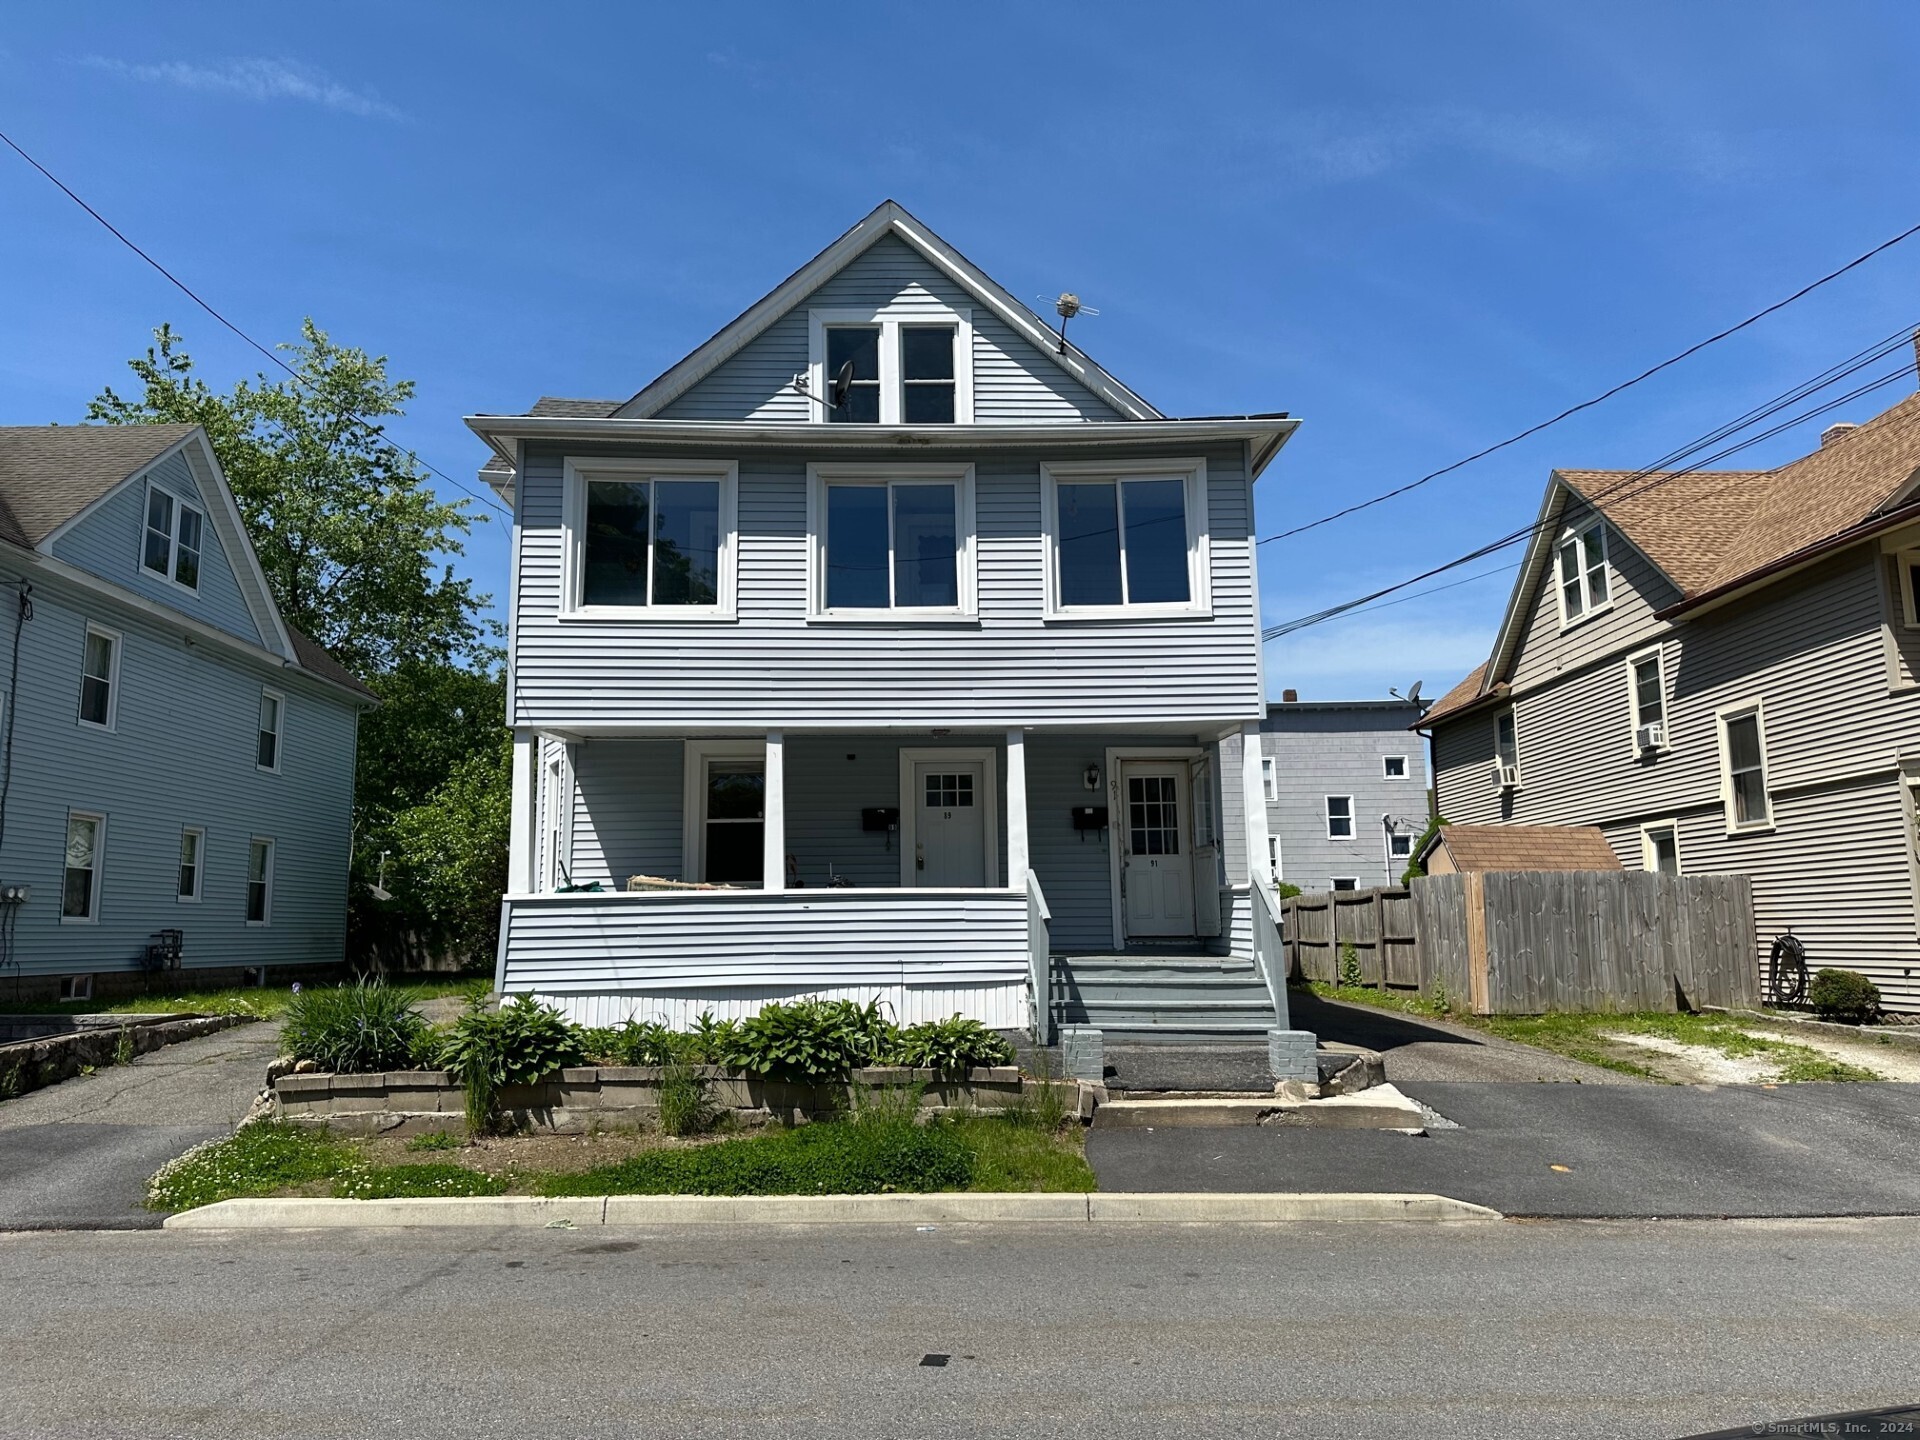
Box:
142;483;205;592
1555;519;1610;626
810;308;973;424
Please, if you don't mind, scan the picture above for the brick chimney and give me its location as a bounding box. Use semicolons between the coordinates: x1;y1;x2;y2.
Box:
1281;688;1299;703
1822;422;1859;447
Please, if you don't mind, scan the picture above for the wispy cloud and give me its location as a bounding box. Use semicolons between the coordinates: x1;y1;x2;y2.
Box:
79;56;403;120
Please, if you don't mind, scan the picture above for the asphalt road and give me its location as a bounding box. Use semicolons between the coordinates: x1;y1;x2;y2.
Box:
1089;1081;1920;1216
3;1218;1917;1438
0;1021;279;1230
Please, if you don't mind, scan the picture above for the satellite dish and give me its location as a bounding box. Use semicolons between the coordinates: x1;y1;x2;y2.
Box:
1407;680;1424;703
828;359;855;411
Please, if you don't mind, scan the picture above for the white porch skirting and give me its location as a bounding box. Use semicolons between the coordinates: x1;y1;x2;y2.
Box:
498;887;1032;1030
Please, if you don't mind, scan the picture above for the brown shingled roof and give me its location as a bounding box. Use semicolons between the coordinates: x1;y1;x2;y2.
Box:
1557;467;1772;595
1431;824;1622;873
1420;663;1502;726
0;424;199;548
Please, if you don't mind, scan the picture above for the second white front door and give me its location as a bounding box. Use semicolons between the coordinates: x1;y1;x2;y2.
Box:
913;760;987;887
1120;761;1196;938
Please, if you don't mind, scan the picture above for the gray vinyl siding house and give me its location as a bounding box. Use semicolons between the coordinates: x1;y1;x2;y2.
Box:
0;426;372;999
1422;396;1920;1013
472;201;1298;1032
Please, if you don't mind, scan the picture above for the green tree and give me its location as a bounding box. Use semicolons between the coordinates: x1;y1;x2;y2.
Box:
382;736;513;963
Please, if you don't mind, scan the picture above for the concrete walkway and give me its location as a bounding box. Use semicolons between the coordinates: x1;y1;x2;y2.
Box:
0;1020;279;1230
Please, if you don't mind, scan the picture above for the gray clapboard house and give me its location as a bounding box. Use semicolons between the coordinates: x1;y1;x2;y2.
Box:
470;201;1303;1041
0;425;373;1001
1420;388;1920;1013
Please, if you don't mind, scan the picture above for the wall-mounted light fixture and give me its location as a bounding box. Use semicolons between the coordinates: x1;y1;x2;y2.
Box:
1083;764;1101;792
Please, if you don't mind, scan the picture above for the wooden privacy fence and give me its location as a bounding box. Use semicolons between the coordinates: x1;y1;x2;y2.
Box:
1286;871;1758;1015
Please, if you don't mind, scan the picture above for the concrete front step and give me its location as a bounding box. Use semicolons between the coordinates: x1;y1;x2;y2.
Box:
1061;982;1275;1006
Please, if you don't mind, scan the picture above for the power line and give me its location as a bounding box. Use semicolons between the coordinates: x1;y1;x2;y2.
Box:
0;126;512;519
1259;219;1920;547
1263;333;1920;641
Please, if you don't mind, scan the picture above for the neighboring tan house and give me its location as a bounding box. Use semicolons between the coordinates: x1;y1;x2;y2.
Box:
1235;693;1429;891
1419;387;1920;1012
1417;823;1620;876
0;425;374;1002
470;201;1302;1041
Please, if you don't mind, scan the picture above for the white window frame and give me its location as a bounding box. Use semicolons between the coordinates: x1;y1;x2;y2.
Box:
1896;546;1920;629
804;462;978;619
77;622;122;733
1330;876;1360;892
1639;821;1683;875
1494;707;1520;786
61;810;106;924
680;739;768;886
177;825;205;903
559;458;739;621
806;305;975;425
1267;835;1280;876
245;836;275;927
1627;644;1669;755
1382;755;1409;780
256;688;285;774
1325;795;1354;841
1388;829;1414;860
1554;518;1613;628
139;479;206;594
1260;755;1278;803
1040;458;1213;620
1715;700;1774;835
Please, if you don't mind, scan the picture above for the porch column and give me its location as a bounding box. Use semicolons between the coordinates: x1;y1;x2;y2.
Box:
1006;729;1029;891
508;731;537;893
762;731;786;892
1240;720;1273;888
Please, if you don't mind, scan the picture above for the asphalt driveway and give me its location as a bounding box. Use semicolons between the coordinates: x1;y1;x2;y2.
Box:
0;1020;279;1230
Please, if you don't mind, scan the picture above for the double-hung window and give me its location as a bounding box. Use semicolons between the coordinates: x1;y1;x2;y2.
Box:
809;464;974;616
257;690;283;772
1326;795;1354;840
1642;824;1681;875
1261;756;1278;803
62;813;104;922
1044;461;1209;616
78;623;120;731
178;827;204;902
1495;709;1519;781
1630;646;1667;749
1717;703;1772;831
1556;519;1611;625
563;459;737;618
1896;547;1920;628
246;838;274;925
142;483;205;591
810;308;972;424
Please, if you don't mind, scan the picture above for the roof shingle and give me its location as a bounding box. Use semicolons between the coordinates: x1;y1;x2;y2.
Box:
0;424;199;547
1432;824;1622;873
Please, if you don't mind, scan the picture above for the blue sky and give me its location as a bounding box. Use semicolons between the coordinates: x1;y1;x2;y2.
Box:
5;3;1920;700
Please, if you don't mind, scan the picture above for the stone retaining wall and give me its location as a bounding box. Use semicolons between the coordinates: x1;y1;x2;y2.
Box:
0;1014;252;1101
274;1065;1093;1136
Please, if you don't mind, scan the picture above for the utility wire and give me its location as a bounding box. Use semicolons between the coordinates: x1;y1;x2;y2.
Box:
1259;219;1920;546
1263;332;1920;640
0;126;512;518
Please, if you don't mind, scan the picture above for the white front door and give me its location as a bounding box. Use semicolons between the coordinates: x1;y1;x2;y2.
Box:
913;761;987;887
1120;761;1196;939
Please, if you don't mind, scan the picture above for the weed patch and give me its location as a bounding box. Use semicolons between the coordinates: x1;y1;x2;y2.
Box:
334;1163;507;1200
146;1123;353;1212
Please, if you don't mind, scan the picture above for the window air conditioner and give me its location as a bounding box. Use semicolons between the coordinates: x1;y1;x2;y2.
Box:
1494;764;1520;790
1635;722;1665;752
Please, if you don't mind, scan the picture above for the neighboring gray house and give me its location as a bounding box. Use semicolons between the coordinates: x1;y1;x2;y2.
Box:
1241;695;1429;892
470;201;1302;1039
0;425;374;1002
1421;389;1920;1013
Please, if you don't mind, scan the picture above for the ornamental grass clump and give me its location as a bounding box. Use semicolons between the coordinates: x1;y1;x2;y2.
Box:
280;981;432;1074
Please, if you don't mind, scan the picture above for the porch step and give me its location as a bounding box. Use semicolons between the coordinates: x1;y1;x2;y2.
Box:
1050;951;1277;1038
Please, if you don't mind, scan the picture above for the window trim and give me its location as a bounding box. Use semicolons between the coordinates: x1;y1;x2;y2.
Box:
1493;707;1520;788
177;825;205;903
1715;700;1774;835
1330;876;1360;892
1260;755;1278;803
1554;517;1613;629
77;622;122;733
1382;755;1409;780
559;457;739;621
61;810;106;925
680;739;768;886
806;305;974;424
1896;546;1920;629
245;836;275;926
1639;821;1683;876
139;479;207;595
804;462;978;620
256;688;285;775
1627;643;1670;755
1388;828;1414;860
1040;458;1213;620
1325;794;1355;841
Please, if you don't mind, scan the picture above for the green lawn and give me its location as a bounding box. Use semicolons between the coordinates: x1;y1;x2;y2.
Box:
8;976;489;1020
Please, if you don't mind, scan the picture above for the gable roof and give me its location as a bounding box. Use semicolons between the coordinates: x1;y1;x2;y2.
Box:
614;200;1161;423
1420;663;1499;726
1425;386;1920;727
1423;823;1622;873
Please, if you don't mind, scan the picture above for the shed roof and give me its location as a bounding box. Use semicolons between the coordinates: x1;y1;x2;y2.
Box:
1426;824;1622;873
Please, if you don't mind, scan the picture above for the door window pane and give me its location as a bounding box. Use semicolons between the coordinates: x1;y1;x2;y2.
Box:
901;326;956;423
893;485;957;607
582;482;652;606
652;481;720;606
924;773;975;808
1121;478;1190;605
1127;775;1181;856
826;327;881;423
144;490;174;575
825;485;890;609
704;762;765;884
63;816;99;919
1057;483;1122;607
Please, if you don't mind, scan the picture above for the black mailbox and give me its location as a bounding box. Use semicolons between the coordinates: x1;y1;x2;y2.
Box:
861;807;901;832
1071;806;1109;831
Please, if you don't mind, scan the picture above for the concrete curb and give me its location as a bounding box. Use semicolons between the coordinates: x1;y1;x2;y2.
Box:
162;1190;1501;1229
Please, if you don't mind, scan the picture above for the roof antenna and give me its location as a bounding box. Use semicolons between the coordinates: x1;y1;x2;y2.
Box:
1040;293;1099;354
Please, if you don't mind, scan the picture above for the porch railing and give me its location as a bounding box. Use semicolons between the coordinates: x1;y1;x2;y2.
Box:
1025;872;1052;1045
1250;875;1289;1031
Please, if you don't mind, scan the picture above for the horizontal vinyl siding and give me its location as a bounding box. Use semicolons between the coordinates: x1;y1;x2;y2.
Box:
1260;712;1427;892
1509;501;1680;693
510;441;1261;727
49;450;265;648
568;739;681;887
0;565;355;976
656;235;1123;424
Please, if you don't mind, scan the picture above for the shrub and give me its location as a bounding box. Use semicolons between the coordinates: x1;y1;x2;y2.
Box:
1808;968;1880;1024
280;981;432;1074
1338;942;1365;989
334;1162;507;1200
1401;813;1448;885
890;1016;1016;1077
438;994;586;1134
684;1011;743;1065
730;998;897;1082
1275;881;1303;900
